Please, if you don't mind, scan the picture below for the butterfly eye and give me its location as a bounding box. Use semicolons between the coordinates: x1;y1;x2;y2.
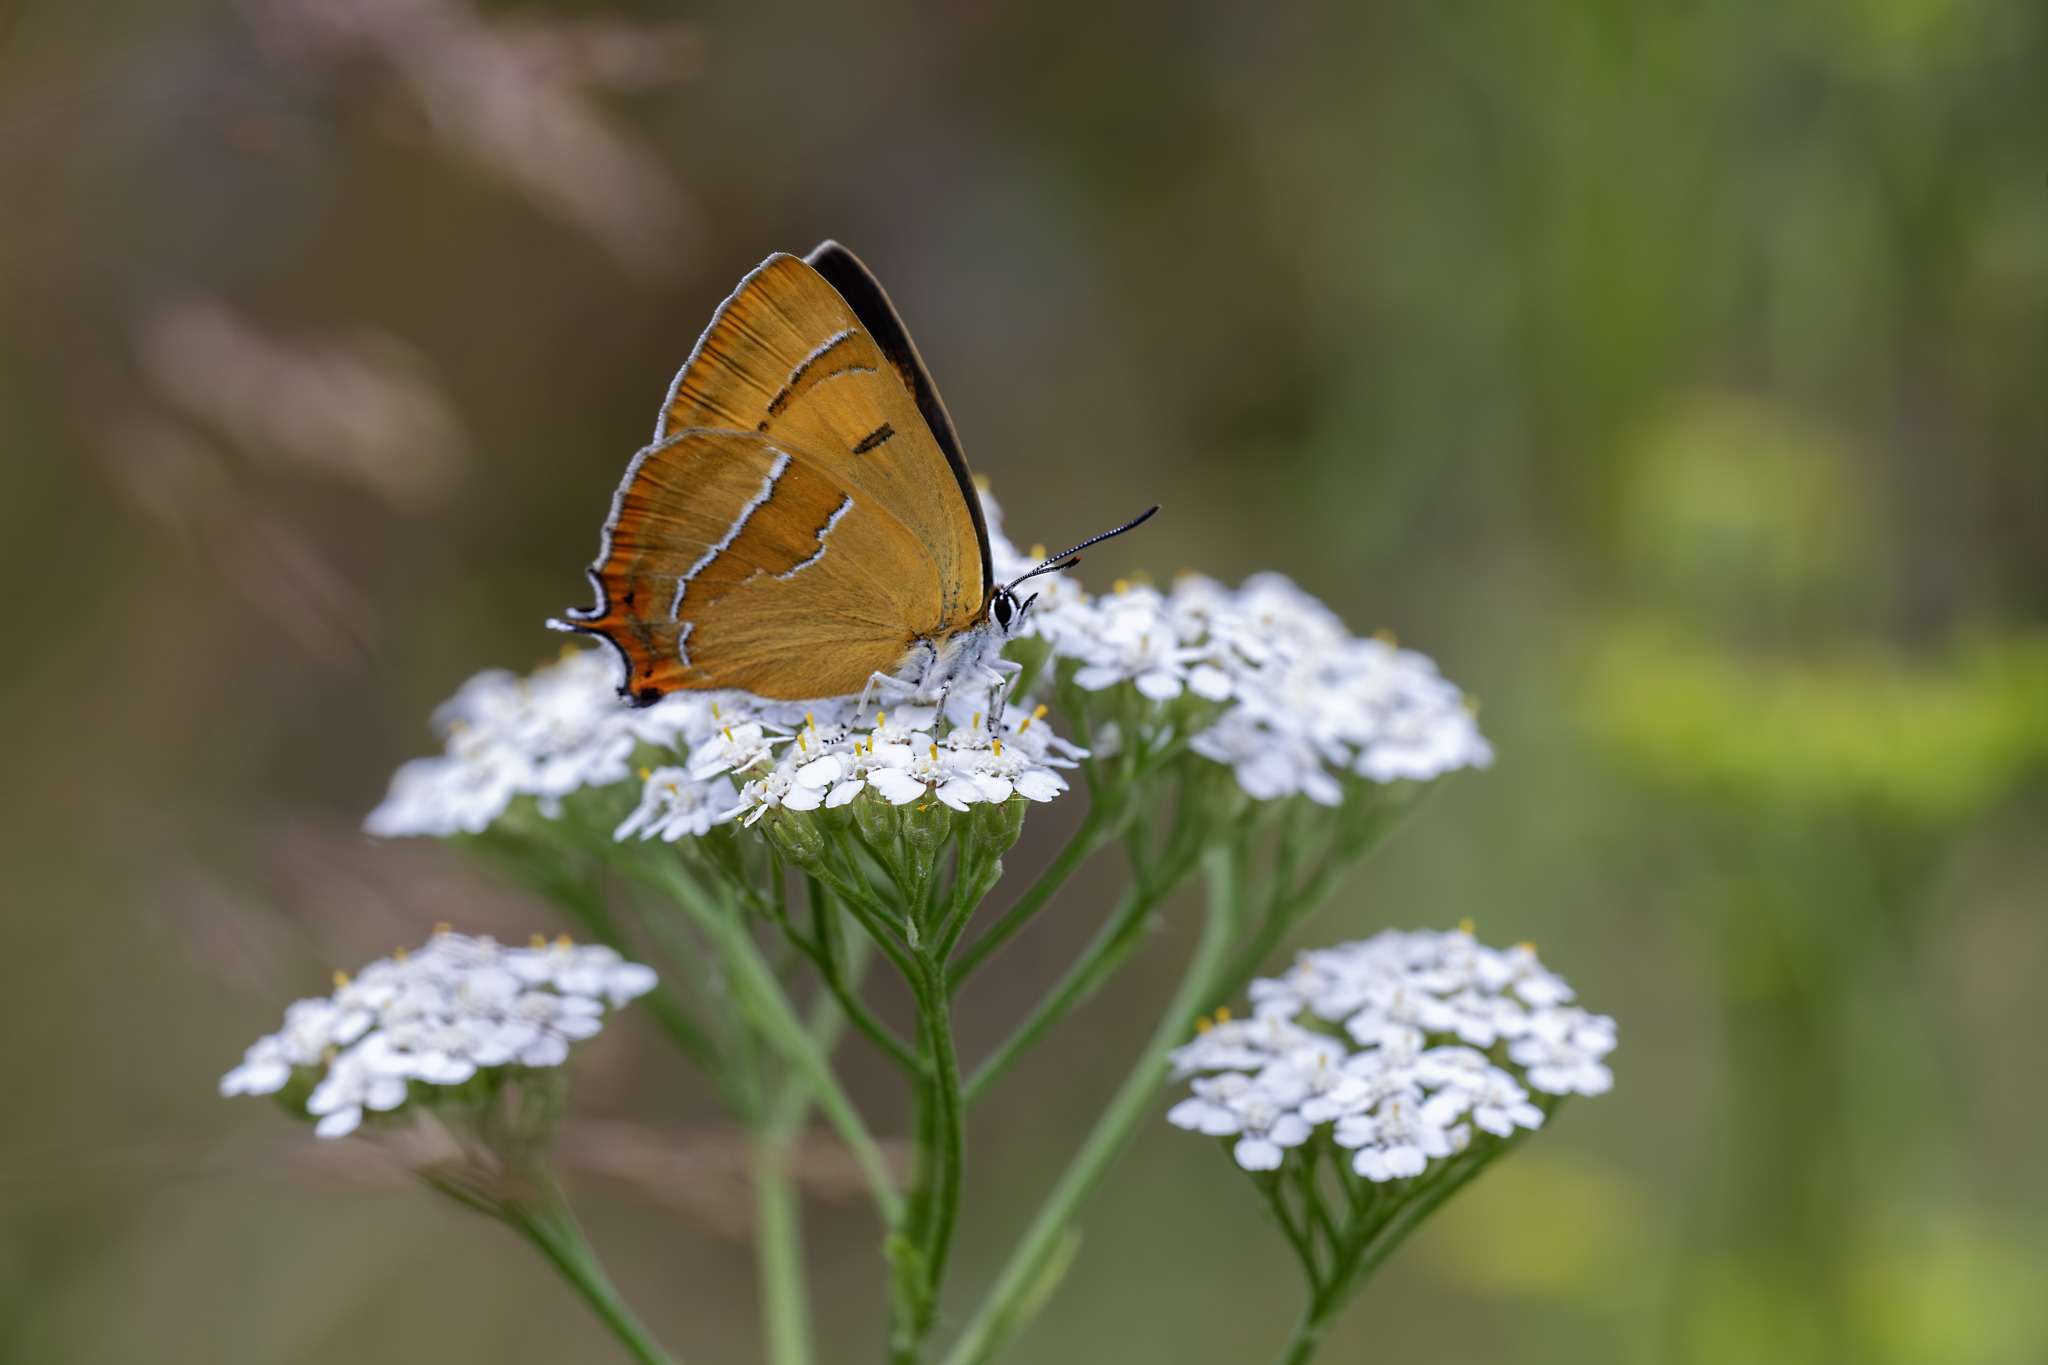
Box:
992;593;1015;630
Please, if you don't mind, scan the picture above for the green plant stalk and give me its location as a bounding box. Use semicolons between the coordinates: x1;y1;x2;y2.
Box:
478;1176;680;1365
751;1128;812;1365
750;907;870;1365
940;846;1244;1365
636;853;903;1226
949;805;1116;987
1269;1127;1538;1365
961;789;1211;1108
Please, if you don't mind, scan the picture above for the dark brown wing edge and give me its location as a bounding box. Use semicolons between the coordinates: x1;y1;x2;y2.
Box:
803;240;994;607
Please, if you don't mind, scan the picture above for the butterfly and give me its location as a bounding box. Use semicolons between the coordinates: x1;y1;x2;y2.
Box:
552;241;1154;723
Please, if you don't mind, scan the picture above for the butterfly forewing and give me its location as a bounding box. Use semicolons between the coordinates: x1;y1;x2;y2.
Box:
567;251;988;701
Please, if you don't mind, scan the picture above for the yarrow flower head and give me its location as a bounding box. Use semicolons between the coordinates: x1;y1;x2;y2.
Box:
978;490;1493;805
364;648;715;836
220;929;657;1138
1167;927;1613;1179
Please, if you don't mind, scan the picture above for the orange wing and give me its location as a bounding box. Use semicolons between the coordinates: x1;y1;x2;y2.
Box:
562;249;989;702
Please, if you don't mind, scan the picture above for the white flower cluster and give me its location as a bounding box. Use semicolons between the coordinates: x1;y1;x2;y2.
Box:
365;648;709;837
615;697;1084;834
220;930;657;1138
983;493;1492;805
1166;928;1613;1179
367;490;1488;840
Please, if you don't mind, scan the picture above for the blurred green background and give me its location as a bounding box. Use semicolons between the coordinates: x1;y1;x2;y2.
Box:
4;0;2046;1360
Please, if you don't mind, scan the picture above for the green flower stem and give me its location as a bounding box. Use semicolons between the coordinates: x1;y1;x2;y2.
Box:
889;951;967;1363
751;1128;813;1365
961;820;1205;1109
749;908;871;1365
1270;1127;1538;1365
949;805;1115;987
636;854;903;1227
940;846;1244;1365
487;1177;680;1365
799;876;922;1073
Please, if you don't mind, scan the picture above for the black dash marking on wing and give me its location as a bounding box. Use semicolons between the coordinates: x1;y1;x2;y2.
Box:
852;423;895;455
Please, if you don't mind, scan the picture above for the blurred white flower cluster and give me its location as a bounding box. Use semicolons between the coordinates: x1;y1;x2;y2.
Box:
984;493;1493;804
220;930;657;1138
365;648;709;836
1166;928;1613;1178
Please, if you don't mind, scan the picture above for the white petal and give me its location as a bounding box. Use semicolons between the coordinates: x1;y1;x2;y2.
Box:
870;769;925;805
1270;1113;1313;1147
365;1076;410;1111
1014;770;1065;802
1188;664;1234;701
796;755;843;787
824;779;866;808
1381;1144;1429;1178
1234;1136;1284;1171
1353;1149;1393;1181
314;1106;363;1139
519;1033;571;1067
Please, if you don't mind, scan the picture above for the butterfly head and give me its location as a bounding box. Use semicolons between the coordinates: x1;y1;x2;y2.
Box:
991;504;1161;635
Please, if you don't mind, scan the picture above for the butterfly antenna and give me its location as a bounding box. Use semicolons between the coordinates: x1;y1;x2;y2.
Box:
1006;505;1161;589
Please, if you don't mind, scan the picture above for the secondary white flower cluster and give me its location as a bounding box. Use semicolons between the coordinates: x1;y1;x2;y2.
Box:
1166;927;1613;1178
220;930;657;1138
982;493;1493;804
616;696;1085;834
365;648;709;837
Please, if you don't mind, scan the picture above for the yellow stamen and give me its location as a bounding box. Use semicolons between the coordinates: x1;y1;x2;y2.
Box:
712;702;722;719
994;738;1003;756
394;946;408;962
798;732;808;750
1371;627;1398;647
639;766;651;780
1113;578;1129;594
433;922;450;937
930;742;939;761
333;970;350;988
1215;1006;1231;1023
972;712;981;730
1517;940;1536;953
723;726;734;742
1458;917;1475;935
1194;1017;1212;1034
877;711;886;729
557;933;574;948
531;933;547;948
806;712;815;731
1030;542;1047;561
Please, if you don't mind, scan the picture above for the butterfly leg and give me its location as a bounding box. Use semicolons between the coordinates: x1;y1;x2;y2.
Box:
985;659;1023;735
857;670;918;724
